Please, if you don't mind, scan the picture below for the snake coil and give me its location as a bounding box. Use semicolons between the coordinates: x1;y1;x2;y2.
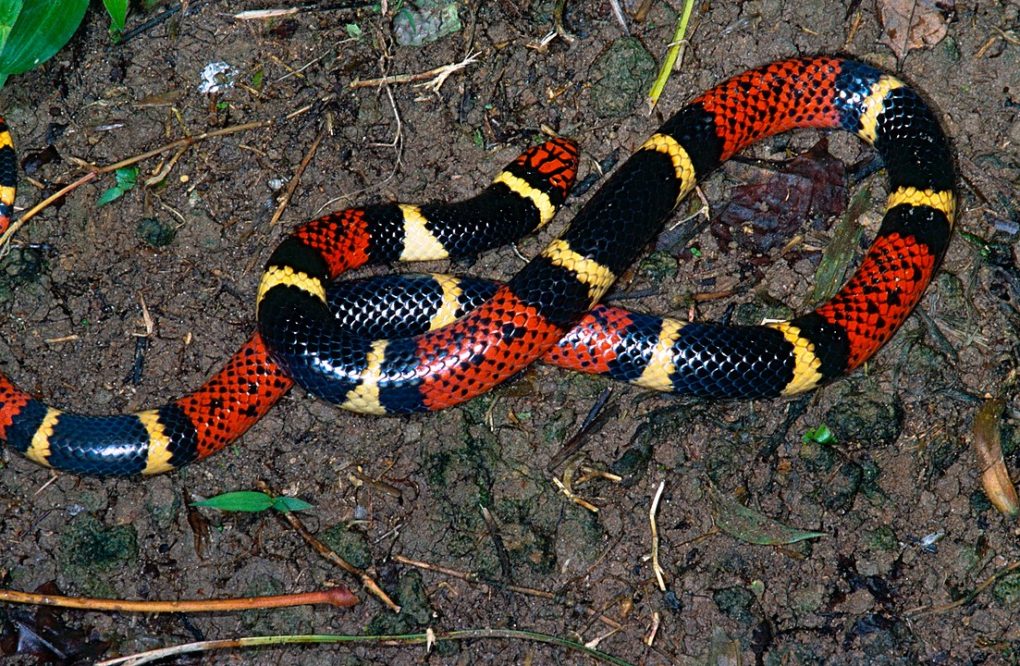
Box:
0;56;955;476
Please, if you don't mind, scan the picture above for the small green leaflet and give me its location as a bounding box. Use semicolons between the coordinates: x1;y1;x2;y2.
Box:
345;23;362;38
802;424;836;445
97;166;138;206
193;490;314;514
273;496;314;512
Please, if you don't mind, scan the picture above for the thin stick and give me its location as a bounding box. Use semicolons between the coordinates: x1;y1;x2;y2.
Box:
350;53;479;91
649;480;667;592
479;505;514;584
0;172;97;249
143;145;188;187
692;288;737;303
644;611;661;646
96;628;637;666
256;481;400;612
234;8;301;19
608;0;630;34
0;587;356;613
392;555;649;643
905;560;1020;617
393;554;481;582
0;120;273;249
552;476;600;513
273;43;354;85
392;554;557;601
93;121;272;176
44;334;80;344
269;128;325;225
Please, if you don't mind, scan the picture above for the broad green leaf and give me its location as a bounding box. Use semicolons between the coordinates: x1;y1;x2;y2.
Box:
101;0;127;32
0;0;89;80
0;0;23;57
708;484;826;545
193;491;275;513
272;496;314;513
96;185;125;207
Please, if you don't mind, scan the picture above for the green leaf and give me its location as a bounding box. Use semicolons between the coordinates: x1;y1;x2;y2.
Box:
802;424;835;445
708;483;826;545
113;165;138;189
344;23;362;38
0;0;89;82
96;185;125;207
272;496;314;513
97;166;139;207
193;491;275;513
101;0;127;33
193;491;313;514
0;0;23;57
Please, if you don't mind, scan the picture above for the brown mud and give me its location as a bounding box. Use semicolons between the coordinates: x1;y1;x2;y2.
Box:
2;1;1019;664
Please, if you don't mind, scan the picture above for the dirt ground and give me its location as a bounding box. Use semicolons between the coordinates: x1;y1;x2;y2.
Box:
1;0;1019;663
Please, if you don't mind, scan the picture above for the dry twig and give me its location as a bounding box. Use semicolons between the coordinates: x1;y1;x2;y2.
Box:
649;480;667;592
255;480;400;612
0;587;356;613
270;128;326;226
350;52;480;92
0;120;273;249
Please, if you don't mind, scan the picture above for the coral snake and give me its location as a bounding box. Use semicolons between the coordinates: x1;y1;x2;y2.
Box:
0;56;955;477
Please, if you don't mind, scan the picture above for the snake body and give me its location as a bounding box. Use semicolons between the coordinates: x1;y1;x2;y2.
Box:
0;56;955;476
255;56;955;411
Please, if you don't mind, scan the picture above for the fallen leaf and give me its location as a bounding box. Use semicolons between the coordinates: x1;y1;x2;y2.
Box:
705;626;742;666
877;0;955;61
971;398;1019;517
711;138;848;256
708;483;826;545
809;187;870;305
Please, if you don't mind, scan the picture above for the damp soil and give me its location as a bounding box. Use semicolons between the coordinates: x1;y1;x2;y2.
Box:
1;1;1019;664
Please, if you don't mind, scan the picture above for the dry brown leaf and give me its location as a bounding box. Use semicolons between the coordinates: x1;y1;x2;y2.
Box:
710;139;848;256
877;0;954;61
971;398;1019;517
